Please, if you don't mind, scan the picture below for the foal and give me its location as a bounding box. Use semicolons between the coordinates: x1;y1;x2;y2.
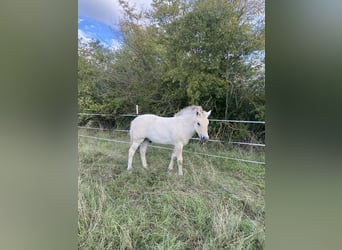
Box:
127;106;211;175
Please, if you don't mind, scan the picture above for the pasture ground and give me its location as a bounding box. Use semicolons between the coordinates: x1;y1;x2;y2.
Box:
78;130;265;249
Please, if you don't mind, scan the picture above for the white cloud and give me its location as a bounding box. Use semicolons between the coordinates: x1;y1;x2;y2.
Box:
78;29;92;42
78;0;153;29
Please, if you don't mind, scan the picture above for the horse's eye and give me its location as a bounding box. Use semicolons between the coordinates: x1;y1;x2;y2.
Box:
197;122;200;126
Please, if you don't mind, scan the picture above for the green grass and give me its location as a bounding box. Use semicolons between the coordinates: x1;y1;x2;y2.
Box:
78;130;265;249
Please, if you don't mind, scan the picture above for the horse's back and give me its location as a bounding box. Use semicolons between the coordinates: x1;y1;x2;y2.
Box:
130;114;175;144
131;114;159;128
130;114;160;137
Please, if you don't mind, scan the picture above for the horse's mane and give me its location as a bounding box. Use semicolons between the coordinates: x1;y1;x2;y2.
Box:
174;105;203;117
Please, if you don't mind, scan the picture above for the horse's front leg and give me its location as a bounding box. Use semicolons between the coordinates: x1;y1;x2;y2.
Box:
175;144;184;176
168;147;177;171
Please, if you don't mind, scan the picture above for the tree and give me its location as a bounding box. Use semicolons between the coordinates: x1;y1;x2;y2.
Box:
78;0;265;141
78;40;131;127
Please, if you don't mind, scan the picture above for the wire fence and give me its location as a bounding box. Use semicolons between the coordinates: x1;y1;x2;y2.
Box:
78;111;265;165
78;111;265;147
78;126;265;147
78;112;265;124
78;134;265;165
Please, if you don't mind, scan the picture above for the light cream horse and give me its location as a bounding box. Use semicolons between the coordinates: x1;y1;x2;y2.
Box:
127;106;211;175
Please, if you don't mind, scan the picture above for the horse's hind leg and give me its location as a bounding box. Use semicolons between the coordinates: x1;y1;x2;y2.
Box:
127;139;144;171
168;147;177;171
139;139;149;169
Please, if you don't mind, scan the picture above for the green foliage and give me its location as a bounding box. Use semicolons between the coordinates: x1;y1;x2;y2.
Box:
78;0;265;141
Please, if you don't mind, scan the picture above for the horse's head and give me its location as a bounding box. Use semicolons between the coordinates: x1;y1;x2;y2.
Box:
194;110;211;143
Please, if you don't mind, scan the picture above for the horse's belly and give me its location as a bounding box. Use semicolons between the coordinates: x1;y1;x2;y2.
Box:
145;129;174;145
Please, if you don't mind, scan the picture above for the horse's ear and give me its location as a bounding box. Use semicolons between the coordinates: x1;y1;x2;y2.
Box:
205;110;212;118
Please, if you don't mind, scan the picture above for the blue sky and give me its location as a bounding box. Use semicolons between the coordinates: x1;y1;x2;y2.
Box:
78;0;264;55
78;16;123;49
78;0;153;49
78;0;152;29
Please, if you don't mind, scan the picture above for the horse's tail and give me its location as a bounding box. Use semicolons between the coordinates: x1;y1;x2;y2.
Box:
129;120;134;144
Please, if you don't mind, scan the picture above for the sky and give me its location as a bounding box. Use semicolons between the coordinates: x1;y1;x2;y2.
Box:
78;0;153;31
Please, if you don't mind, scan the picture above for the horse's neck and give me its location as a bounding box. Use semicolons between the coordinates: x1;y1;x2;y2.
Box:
175;115;196;140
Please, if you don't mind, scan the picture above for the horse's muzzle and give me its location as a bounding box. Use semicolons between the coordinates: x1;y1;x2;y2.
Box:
200;136;209;143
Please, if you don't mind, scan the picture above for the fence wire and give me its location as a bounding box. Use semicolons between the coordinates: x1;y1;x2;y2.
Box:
78;126;265;147
78;113;265;124
78;112;266;161
78;134;265;165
